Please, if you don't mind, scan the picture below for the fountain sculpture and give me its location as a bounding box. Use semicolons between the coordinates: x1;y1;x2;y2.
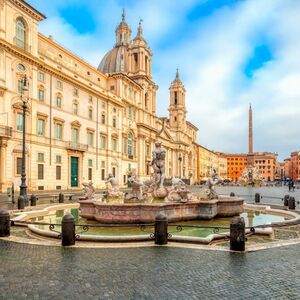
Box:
79;141;244;223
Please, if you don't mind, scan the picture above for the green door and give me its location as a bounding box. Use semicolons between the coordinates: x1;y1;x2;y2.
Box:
71;157;79;187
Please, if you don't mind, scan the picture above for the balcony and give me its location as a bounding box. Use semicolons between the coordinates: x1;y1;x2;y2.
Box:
0;125;12;138
14;37;31;52
66;142;88;152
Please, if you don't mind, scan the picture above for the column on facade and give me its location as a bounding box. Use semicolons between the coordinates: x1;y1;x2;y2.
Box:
0;138;7;192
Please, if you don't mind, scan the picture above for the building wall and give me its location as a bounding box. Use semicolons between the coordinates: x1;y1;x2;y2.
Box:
284;158;291;178
224;154;247;182
0;0;198;192
253;152;277;181
291;152;300;181
197;145;218;181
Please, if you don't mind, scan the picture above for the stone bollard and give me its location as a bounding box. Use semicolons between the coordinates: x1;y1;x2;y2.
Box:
283;195;290;206
230;216;245;251
230;192;235;197
255;193;260;203
30;194;37;206
61;213;75;246
0;210;10;237
288;197;296;210
155;213;168;245
58;193;64;203
17;195;25;210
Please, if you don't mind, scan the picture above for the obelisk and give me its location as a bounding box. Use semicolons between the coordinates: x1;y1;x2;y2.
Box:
247;104;254;167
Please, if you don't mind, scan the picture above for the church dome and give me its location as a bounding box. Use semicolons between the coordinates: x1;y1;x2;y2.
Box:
97;45;129;74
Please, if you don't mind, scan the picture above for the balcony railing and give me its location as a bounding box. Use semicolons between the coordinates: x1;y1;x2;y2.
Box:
66;142;88;152
14;37;31;52
0;125;12;137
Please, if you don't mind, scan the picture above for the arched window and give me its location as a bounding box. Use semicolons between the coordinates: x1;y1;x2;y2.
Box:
101;113;105;125
16;18;26;49
128;133;133;156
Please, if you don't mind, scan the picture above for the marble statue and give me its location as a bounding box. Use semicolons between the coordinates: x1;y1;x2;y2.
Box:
167;184;194;202
104;173;123;198
171;176;186;187
239;166;263;186
207;169;221;200
150;141;166;188
124;172;146;201
79;181;96;201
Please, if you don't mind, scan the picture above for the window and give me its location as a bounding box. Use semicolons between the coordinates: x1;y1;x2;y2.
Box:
88;96;93;103
112;139;117;152
38;164;44;180
128;133;133;156
100;136;106;149
38;71;45;82
88;132;93;146
72;128;79;143
16;157;22;175
17;80;23;93
17;63;26;71
101;113;105;124
88;168;92;181
102;102;105;109
38;89;45;101
128;106;132;119
88;159;93;167
112;117;116;128
73;88;78;97
56;155;62;164
37;153;44;162
55;123;62;140
174;91;178;105
88;109;93;120
17;113;23;131
56;165;61;180
146;144;150;156
56;80;63;90
37;119;45;136
15;19;26;49
56;96;62;108
101;161;105;180
73;102;78;115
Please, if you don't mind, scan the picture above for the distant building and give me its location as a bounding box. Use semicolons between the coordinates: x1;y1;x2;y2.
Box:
196;145;218;182
291;151;300;181
222;154;247;182
284;158;292;179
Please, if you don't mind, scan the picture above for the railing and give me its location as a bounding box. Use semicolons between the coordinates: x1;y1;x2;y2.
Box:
14;37;31;52
0;125;12;137
66;141;88;152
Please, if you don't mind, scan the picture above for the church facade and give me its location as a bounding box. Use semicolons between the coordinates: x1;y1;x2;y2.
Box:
0;0;198;192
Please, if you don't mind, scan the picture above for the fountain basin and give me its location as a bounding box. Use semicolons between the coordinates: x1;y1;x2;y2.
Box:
79;196;244;223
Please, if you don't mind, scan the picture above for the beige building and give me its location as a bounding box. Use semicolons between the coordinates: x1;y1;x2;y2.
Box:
196;145;218;181
217;155;228;179
0;1;198;192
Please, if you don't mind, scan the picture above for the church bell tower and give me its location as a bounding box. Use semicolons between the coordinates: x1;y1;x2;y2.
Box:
169;69;187;128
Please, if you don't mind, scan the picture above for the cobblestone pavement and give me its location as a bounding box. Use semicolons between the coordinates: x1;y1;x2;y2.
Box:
0;240;299;300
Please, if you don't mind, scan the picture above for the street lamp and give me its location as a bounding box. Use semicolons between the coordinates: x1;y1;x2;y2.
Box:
19;74;29;205
178;154;182;178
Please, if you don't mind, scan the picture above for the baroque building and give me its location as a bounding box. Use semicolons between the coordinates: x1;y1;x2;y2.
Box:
0;1;198;192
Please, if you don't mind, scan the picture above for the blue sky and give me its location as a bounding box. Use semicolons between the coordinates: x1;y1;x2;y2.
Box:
27;0;300;161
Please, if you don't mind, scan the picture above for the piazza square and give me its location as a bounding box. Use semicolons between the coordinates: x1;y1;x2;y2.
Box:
0;0;300;299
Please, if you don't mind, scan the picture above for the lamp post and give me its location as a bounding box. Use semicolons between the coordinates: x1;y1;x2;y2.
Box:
178;154;182;178
19;75;29;204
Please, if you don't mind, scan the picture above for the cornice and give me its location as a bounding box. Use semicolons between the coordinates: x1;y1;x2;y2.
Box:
9;0;46;21
0;39;124;108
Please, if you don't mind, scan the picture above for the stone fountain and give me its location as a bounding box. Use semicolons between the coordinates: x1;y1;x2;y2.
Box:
79;141;244;223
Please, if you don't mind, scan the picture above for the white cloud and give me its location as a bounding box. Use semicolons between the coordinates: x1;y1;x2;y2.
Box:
28;0;300;160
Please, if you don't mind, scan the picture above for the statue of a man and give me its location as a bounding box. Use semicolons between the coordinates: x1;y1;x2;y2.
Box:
150;141;166;188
